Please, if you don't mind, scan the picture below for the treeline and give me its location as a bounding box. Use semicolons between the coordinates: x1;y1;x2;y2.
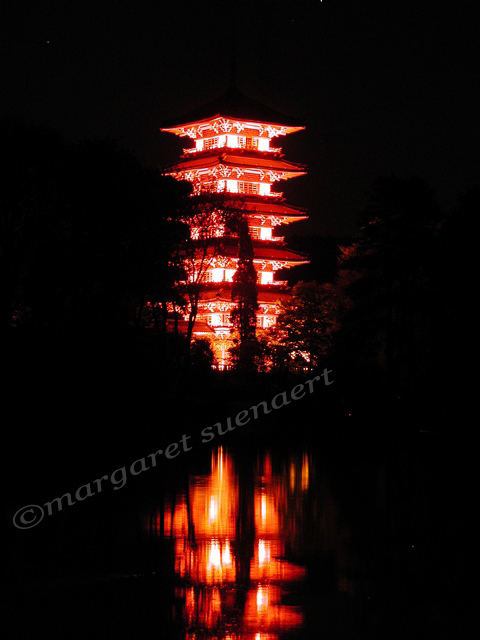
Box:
1;120;475;423
273;177;476;426
0;119;190;332
0;120;199;395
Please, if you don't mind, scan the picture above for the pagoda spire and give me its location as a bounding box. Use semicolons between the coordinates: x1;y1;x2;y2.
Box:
228;23;238;91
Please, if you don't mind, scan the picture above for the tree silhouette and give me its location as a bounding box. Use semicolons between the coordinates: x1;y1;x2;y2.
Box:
335;176;441;400
230;217;258;370
0;121;187;335
231;218;258;342
273;280;338;372
178;193;235;357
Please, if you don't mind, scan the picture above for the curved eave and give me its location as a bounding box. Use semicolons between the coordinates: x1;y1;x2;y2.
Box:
164;154;306;174
220;243;309;264
219;194;309;216
249;213;309;222
161;119;304;136
198;288;292;304
165;169;306;182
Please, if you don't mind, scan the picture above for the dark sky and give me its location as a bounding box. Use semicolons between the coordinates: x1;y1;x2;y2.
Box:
1;0;478;235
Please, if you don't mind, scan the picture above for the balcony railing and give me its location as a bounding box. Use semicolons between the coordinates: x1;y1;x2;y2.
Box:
259;280;289;288
194;280;289;290
182;146;283;155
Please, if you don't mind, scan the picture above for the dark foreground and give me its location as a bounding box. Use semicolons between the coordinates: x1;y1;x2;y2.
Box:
3;356;474;639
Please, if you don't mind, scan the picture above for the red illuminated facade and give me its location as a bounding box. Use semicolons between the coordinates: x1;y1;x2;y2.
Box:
161;89;308;367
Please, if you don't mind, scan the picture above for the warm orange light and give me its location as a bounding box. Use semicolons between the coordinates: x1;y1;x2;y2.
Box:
256;585;268;611
162;447;309;636
226;178;238;192
301;453;309;491
225;268;236;282
226;134;239;148
244;585;303;632
211;267;224;282
161;107;309;370
222;540;232;565
258;137;270;151
207;540;221;569
255;489;279;536
289;462;296;492
209;496;218;522
209;313;223;327
259;182;271;196
258;539;270;566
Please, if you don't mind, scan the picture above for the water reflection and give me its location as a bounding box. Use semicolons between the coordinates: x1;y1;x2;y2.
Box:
162;447;311;639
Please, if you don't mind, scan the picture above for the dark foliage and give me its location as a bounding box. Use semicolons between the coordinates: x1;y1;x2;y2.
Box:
229;217;259;371
1;119;188;334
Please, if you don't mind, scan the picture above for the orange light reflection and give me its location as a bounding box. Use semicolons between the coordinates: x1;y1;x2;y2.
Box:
163;447;310;638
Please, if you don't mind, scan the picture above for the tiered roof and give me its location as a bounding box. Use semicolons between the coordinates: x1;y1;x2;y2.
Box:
220;195;309;221
218;241;308;265
161;86;305;134
165;153;305;177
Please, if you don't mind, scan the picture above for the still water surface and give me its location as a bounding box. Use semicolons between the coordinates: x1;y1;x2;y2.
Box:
13;432;455;638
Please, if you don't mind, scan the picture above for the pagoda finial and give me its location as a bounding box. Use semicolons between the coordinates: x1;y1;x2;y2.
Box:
228;23;238;90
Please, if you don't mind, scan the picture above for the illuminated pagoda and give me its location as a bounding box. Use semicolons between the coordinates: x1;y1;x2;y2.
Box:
161;86;309;367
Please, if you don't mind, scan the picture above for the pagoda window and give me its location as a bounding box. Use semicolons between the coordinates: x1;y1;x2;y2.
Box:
207;268;235;282
239;181;259;195
250;227;260;239
204;137;219;150
200;181;214;192
226;134;239;148
258;138;270;151
259;183;271;196
259;227;272;240
226;179;238;193
260;271;273;285
195;139;204;151
239;136;258;150
210;313;230;326
225;268;236;282
211;268;225;282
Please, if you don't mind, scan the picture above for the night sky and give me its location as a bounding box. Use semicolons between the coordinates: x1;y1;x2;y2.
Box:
2;0;478;235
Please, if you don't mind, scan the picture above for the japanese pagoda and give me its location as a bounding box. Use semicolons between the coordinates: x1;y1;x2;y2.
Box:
161;87;309;368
